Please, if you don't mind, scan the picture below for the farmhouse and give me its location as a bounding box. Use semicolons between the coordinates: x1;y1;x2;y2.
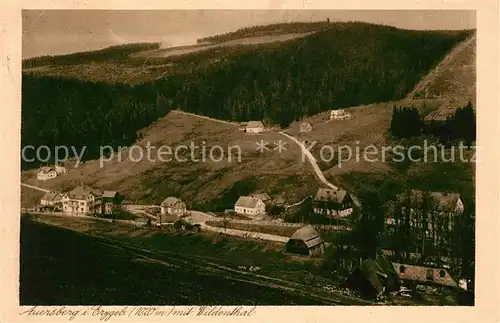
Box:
329;109;351;120
245;121;265;133
313;187;354;218
234;196;265;216
300;122;312;133
40;190;63;209
286;225;325;256
36;167;57;181
37;164;67;181
61;184;102;215
392;263;458;289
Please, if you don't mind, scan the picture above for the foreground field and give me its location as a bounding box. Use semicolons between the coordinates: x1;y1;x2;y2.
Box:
21;215;379;305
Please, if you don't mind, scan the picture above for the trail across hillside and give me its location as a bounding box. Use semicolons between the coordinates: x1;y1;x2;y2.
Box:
279;131;339;190
21;183;50;193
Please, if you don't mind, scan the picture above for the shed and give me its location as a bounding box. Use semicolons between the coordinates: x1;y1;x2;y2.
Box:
300;122;312;133
286;225;325;256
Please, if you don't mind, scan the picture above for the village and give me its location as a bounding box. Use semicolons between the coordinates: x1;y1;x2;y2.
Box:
23;106;472;305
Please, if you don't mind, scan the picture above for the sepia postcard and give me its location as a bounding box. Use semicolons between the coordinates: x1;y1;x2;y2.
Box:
0;1;499;322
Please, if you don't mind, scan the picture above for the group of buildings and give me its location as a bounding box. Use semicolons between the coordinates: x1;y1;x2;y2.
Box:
39;183;121;215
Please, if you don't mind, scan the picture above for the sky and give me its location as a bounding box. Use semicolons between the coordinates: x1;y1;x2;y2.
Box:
22;10;476;59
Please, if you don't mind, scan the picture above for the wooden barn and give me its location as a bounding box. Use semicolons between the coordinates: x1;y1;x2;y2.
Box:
286;225;325;256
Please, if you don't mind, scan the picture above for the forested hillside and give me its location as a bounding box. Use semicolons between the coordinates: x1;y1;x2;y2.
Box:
21;22;473;169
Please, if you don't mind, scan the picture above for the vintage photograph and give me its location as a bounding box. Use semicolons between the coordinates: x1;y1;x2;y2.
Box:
19;10;476;307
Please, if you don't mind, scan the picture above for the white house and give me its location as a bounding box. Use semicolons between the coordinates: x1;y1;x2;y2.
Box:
234;196;266;216
160;197;187;216
330;109;351;120
61;184;102;215
245;121;265;133
37;167;57;181
36;164;67;181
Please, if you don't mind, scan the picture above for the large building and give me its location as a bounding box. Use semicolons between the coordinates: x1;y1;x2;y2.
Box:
61;184;102;214
312;187;354;218
234;196;265;216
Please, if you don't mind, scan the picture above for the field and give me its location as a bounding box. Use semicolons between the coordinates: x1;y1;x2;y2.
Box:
20;214;380;305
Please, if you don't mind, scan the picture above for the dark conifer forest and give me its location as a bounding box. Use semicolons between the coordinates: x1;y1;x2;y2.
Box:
389;101;476;144
21;22;473;169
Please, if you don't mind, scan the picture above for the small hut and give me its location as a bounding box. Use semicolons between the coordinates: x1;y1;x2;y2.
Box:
286;225;325;256
300;122;312;133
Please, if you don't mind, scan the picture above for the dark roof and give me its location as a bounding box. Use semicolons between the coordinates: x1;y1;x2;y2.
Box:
67;185;102;200
102;191;118;198
289;225;324;248
314;188;349;203
235;196;263;208
392;262;458;288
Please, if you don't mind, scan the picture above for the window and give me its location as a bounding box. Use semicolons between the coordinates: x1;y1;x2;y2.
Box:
399;265;406;273
439;270;446;278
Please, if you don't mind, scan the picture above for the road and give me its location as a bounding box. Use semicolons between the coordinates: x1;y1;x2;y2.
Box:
279;131;339;190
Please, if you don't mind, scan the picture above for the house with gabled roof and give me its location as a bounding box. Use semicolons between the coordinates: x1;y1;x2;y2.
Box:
392;262;458;289
40;190;63;210
159;196;186;224
61;183;102;215
245;121;265;133
313;187;354;218
234;196;265;216
286;225;325;256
